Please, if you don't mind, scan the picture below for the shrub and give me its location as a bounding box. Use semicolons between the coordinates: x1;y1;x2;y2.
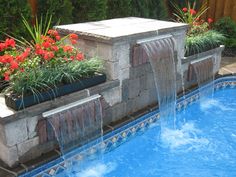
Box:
37;0;73;25
107;0;132;18
107;0;168;20
147;0;168;20
0;0;31;40
130;0;168;20
71;0;107;23
213;17;236;38
213;17;236;49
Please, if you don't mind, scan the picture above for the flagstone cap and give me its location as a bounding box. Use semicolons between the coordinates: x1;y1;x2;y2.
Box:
55;17;188;43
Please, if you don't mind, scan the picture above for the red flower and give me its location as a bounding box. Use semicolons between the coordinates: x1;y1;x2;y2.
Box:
10;60;19;70
71;39;77;44
76;53;84;61
189;9;196;15
48;29;59;36
182;7;188;13
42;41;51;48
0;43;6;52
4;73;10;81
208;18;213;24
63;46;73;53
55;35;61;41
69;34;78;40
43;51;54;60
51;45;59;51
5;38;15;48
3;55;14;63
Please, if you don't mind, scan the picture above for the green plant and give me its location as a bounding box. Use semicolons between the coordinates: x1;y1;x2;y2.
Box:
213;17;236;48
130;0;168;20
107;0;132;18
37;0;73;25
71;0;107;23
185;30;225;56
0;0;31;40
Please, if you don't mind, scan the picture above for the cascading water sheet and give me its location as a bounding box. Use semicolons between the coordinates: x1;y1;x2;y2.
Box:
141;37;177;129
43;96;103;175
189;57;215;100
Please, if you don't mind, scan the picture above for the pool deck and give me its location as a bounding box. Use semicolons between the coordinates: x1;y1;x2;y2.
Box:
219;57;236;76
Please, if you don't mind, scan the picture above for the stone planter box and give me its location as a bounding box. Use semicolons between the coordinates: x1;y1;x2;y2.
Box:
182;45;224;73
5;74;106;110
180;45;225;88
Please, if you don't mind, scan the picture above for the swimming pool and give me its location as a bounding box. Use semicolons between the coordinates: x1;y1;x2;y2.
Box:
21;76;236;177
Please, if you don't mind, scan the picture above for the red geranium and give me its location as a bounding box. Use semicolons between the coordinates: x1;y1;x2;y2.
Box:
189;9;196;15
182;7;188;13
208;18;213;24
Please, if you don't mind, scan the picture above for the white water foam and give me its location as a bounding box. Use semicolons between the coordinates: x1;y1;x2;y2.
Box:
160;122;209;151
75;162;117;177
200;98;232;111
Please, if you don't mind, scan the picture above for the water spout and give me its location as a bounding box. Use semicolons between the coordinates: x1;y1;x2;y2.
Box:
140;36;177;129
42;94;103;175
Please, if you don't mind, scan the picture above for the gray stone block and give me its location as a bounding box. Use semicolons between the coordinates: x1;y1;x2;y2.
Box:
0;142;18;167
27;116;38;139
17;137;39;157
101;87;121;106
128;78;140;99
5;118;28;146
111;102;127;122
105;61;119;80
97;43;113;61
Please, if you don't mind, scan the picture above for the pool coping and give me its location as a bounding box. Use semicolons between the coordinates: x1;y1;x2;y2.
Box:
18;76;236;177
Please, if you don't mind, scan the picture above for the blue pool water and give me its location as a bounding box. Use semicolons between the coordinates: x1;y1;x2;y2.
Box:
53;87;236;177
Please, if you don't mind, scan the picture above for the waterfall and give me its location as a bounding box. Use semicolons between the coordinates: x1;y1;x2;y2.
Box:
188;57;215;99
42;95;103;175
141;36;177;129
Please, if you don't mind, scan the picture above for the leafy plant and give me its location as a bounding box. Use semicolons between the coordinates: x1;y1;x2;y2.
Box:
213;17;236;49
185;30;225;56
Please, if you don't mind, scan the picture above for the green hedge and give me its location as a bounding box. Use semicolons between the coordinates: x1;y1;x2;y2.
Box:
107;0;131;18
71;0;107;23
0;0;31;40
37;0;73;25
0;0;168;40
107;0;168;20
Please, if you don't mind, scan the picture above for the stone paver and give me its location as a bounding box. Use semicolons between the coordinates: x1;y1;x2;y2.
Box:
219;57;236;75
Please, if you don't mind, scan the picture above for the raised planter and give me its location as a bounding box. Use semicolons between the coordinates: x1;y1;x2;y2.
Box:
5;74;106;110
182;45;225;73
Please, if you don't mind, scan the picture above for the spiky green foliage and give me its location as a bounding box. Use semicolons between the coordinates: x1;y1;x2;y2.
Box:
0;0;31;40
37;0;73;25
185;30;225;56
8;57;104;96
171;0;208;25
